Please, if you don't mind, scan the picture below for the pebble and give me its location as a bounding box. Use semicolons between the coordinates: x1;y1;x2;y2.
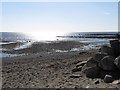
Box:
112;80;120;85
69;74;81;78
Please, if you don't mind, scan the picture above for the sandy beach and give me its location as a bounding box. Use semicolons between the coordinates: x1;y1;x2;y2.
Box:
2;41;120;88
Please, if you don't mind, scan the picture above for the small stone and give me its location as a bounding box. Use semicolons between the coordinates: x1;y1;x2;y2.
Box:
69;74;81;78
114;56;120;70
76;61;87;67
72;66;82;72
104;75;114;83
99;56;115;71
112;80;120;85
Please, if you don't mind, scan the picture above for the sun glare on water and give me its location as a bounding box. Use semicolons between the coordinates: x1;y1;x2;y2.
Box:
26;32;65;41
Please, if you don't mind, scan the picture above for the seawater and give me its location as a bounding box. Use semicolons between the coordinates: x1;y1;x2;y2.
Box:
0;32;119;57
61;32;118;44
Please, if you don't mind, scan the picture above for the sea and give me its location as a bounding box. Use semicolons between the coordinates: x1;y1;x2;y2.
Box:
0;32;119;58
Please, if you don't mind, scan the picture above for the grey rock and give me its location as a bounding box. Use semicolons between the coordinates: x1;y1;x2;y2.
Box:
99;69;120;79
86;57;98;67
99;56;115;71
114;56;120;70
94;53;107;62
112;80;120;85
110;40;119;57
104;75;114;83
84;66;100;78
100;45;114;56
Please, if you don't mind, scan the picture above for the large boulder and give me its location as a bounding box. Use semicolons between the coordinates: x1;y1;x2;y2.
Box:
84;66;100;79
94;53;107;62
100;45;114;56
114;56;120;70
82;57;99;78
110;40;120;57
99;56;116;71
86;57;98;67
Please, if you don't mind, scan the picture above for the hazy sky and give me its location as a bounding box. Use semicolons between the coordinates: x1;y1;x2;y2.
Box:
2;2;118;33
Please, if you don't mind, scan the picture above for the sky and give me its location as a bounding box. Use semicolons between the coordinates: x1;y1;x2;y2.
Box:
1;2;118;40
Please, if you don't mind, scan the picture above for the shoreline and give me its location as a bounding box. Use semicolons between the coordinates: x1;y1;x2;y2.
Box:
2;40;120;88
1;40;106;58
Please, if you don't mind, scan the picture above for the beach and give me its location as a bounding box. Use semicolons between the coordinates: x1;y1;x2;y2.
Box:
1;1;119;89
2;40;120;88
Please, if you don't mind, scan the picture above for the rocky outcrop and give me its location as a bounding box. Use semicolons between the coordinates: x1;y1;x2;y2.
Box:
72;40;120;83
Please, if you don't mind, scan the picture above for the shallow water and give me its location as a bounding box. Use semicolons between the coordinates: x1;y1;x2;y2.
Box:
1;32;118;57
14;41;34;50
1;53;18;57
55;43;101;53
0;42;17;45
1;53;27;57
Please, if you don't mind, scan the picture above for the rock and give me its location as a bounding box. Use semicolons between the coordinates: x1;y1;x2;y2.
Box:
84;66;100;78
110;40;120;57
99;56;116;71
114;56;120;70
72;66;82;72
86;57;98;67
112;80;120;85
100;45;114;56
104;75;114;83
94;53;107;62
69;74;81;78
86;85;90;88
99;69;120;79
76;61;87;67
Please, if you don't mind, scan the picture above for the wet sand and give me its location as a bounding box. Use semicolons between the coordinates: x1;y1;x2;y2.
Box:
2;41;120;88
